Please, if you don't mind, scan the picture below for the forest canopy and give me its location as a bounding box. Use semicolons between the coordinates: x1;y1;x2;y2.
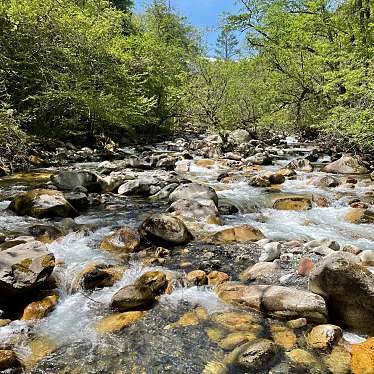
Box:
0;0;373;148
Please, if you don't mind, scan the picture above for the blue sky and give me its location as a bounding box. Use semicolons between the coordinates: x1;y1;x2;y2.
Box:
135;0;243;55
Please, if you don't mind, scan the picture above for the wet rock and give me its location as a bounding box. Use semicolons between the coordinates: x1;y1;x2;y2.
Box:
212;311;261;332
272;194;312;210
207;271;230;286
73;264;124;291
0;241;55;299
96;311;144;334
227;129;251;149
246;153;273;165
233;339;280;371
287;318;307;329
270;324;297;349
28;224;64;243
306;324;342;350
259;242;281;262
351;338;374;374
117;179;152;196
51;170;102;192
169;183;218;206
0;350;22;372
202;361;228;374
345;208;374;224
139;213;193;245
135;271;167;295
219;331;256;350
167;198;221;224
277;168;296;177
216;283;327;322
99;227;140;253
21;294;58;320
287;349;319;369
23;337;57;369
207;224;265;244
8;189;78;218
321;155;368;174
63;191;88;211
0;236;35;250
324;346;351;374
309;252;374;335
247;174;271;187
359;250;374;266
218;202;239;215
150;183;178;200
239;262;279;281
111;284;155;312
286;158;313;172
186;270;207;286
313;176;341;188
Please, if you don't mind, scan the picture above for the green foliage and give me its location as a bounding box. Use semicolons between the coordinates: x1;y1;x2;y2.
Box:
186;0;374;146
0;0;199;142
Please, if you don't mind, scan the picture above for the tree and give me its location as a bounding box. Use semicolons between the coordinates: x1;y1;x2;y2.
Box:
215;28;239;60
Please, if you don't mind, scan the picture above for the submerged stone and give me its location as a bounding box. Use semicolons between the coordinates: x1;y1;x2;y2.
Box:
96;311;144;334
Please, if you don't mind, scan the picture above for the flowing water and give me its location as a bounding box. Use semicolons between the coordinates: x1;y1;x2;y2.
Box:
0;139;372;373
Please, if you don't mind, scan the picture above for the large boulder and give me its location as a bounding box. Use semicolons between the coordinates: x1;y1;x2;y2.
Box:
51;170;102;192
169;183;218;206
351;338;374;374
321;155;368;174
216;283;327;323
8;189;78;218
99;227;140;253
309;252;374;335
0;241;55;300
227;129;251;149
167;198;222;224
139;213;193;245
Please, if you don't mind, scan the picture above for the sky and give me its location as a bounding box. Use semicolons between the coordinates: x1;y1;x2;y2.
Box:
134;0;243;55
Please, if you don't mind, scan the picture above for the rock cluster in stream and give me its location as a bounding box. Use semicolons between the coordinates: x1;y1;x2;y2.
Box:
0;130;373;373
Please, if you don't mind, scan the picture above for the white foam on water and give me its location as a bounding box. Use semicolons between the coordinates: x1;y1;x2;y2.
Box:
343;331;367;344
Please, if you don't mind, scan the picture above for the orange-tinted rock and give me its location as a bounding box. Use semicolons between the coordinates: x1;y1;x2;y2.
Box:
351;338;374;374
297;258;314;277
21;294;58;321
99;227;140;253
207;271;230;286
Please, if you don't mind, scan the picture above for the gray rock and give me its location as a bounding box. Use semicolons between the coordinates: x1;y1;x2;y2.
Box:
259;242;281;262
309;252;374;335
169;183;218;206
167;198;221;223
8;189;78;219
216;283;327;323
0;241;55;299
321;155;368;174
51;170;102;192
139;213;193;245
